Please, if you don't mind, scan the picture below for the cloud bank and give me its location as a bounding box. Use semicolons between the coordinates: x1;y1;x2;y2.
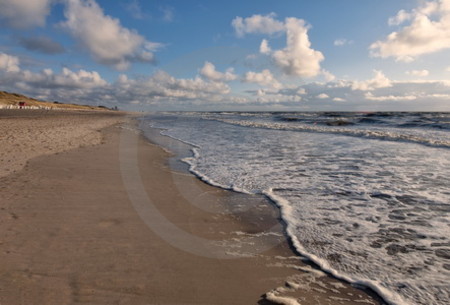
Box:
0;52;232;107
2;50;449;111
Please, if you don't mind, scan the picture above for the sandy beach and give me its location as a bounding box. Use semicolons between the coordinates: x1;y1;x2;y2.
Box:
0;109;126;179
0;111;383;305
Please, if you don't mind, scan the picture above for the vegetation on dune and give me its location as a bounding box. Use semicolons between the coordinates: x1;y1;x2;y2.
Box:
0;91;117;111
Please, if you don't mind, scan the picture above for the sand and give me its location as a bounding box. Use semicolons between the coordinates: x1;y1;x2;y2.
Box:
0;111;383;305
0;109;125;178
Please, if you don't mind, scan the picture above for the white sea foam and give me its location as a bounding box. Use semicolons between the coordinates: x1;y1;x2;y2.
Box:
265;292;301;305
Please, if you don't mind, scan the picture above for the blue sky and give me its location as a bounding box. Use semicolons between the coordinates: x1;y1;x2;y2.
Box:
0;0;450;111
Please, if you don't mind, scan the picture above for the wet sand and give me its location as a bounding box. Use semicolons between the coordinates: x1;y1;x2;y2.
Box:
0;111;383;304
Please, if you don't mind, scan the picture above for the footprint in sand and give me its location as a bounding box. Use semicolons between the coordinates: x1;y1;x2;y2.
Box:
98;218;122;228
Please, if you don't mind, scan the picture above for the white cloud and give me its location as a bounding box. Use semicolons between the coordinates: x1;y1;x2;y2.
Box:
125;0;147;20
247;89;303;104
199;62;237;82
316;93;329;99
62;0;161;70
296;88;307;95
406;69;429;77
395;79;450;86
0;53;20;72
245;76;450;109
231;13;285;37
428;93;450;98
371;0;450;61
0;50;231;106
3;66;107;91
351;70;392;91
114;70;231;102
322;69;336;82
0;0;53;28
270;18;324;77
49;67;107;88
108;71;236;108
334;38;353;46
1;49;449;110
259;39;271;54
364;92;417;101
232;14;324;78
388;9;412;26
243;69;282;89
0;53;109;106
160;6;174;22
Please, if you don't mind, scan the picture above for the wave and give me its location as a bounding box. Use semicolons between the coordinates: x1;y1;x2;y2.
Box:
144;113;450;305
212;118;450;148
178;148;411;305
264;188;409;305
273;112;450;130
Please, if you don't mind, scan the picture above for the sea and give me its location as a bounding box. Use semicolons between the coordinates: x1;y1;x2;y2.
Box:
141;112;450;305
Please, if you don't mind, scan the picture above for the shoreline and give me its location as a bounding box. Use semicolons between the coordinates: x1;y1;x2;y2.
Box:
142;111;450;305
0;111;383;304
139;119;387;304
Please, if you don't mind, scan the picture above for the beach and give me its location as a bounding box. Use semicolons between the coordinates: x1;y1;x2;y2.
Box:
1;1;448;303
0;110;383;305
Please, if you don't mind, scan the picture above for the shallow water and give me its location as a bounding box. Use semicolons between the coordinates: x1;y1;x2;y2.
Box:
143;112;450;305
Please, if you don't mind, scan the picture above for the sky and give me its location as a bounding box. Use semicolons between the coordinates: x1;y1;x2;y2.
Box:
0;0;450;111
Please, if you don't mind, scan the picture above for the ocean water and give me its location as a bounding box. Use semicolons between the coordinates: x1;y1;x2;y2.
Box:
142;112;450;305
